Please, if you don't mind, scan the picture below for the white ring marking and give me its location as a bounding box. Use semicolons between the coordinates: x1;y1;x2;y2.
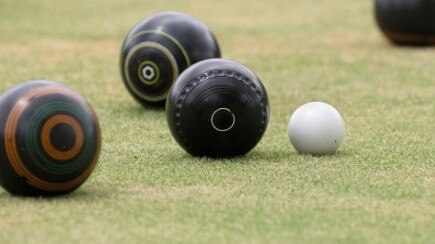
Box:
210;108;235;132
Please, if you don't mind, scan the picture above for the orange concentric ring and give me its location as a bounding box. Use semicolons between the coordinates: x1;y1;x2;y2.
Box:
4;86;101;191
40;114;84;161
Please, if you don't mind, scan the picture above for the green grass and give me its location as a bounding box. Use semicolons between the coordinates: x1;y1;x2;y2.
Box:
0;0;434;243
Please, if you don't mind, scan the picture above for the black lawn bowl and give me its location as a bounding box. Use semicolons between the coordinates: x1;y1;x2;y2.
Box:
0;80;101;196
375;0;435;45
166;59;269;158
120;11;221;107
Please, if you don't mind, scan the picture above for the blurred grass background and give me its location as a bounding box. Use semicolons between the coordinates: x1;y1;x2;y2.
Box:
0;0;434;243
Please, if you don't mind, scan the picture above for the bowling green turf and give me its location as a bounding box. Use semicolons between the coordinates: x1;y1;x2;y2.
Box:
0;0;433;243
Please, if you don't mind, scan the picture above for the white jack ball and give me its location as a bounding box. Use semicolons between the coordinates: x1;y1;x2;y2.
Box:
288;102;345;155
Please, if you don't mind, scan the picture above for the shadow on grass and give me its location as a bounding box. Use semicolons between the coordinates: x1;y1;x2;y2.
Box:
133;103;165;113
0;186;116;202
100;99;166;124
292;149;352;158
171;146;293;165
112;99;165;115
246;146;352;163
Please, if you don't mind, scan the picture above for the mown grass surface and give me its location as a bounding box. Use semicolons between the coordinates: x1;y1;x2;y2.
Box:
0;0;433;243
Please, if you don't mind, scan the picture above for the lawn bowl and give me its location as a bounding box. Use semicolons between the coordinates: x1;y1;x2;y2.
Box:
166;59;269;158
121;11;221;107
375;0;435;45
0;80;101;196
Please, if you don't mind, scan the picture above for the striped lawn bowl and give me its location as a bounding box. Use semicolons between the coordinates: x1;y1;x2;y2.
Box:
0;80;101;196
